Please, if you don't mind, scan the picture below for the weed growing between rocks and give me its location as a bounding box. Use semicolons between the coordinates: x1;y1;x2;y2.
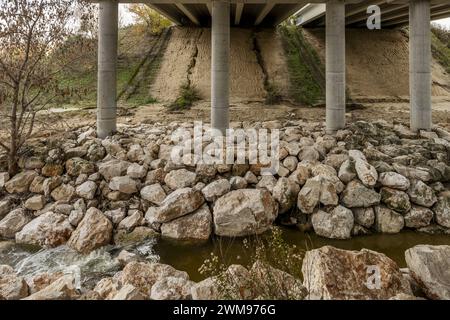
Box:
198;227;306;300
168;83;201;110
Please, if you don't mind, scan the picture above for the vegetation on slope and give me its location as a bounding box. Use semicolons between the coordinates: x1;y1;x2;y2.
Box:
431;24;450;75
278;25;325;106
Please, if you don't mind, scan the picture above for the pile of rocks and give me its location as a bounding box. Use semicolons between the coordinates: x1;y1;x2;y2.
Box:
1;244;448;300
0;119;450;253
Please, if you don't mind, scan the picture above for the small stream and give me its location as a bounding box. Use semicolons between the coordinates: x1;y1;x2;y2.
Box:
1;229;450;286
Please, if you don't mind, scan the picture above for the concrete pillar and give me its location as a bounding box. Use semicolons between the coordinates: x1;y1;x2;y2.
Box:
97;0;118;139
325;0;346;134
211;1;230;134
409;0;432;131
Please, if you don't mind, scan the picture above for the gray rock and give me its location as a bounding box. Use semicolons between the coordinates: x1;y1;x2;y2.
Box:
311;206;354;239
140;183;166;205
0;269;29;300
24;195;46;211
434;192;450;228
126;163;147;179
255;175;277;193
380;187;411;213
111;284;144;300
0;172;10;189
117;210;142;232
68;210;84;227
0;199;12;220
164;169;196;190
0;208;32;239
352;207;375;228
67;208;113;253
213;189;278;237
349;150;378;187
338;159;356;184
147;188;205;223
150;276;195;300
297;175;338;214
374;205;404;233
405;245;450;300
98;159;130;181
340;180;381;208
407;180;437;207
404;206;434;228
272;177;300;214
5;171;37;193
76;181;97;200
229;176;247;190
378;172;410;191
109;176;138;194
201;179;231;202
50;184;75;202
15;212;73;247
161;204;212;240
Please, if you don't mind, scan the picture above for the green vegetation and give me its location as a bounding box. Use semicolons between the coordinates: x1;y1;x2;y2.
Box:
431;24;450;74
279;25;325;106
199;227;306;300
168;83;201;110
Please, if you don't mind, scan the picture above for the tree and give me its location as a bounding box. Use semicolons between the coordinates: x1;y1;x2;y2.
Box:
0;0;95;175
128;4;172;35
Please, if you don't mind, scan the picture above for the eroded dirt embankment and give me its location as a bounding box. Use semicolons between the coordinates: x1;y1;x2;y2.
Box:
151;27;289;103
303;28;450;100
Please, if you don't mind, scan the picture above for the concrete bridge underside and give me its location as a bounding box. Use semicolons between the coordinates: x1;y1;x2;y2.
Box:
93;0;450;138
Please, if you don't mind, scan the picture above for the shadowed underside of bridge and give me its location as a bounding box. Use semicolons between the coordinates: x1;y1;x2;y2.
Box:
296;0;450;28
102;1;450;28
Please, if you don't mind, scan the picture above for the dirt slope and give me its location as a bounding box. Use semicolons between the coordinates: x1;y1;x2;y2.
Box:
151;27;289;103
303;28;450;100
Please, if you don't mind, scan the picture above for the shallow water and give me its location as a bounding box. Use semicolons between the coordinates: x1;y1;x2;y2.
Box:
1;229;450;284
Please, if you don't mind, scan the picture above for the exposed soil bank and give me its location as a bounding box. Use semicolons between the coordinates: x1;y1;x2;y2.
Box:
303;28;450;100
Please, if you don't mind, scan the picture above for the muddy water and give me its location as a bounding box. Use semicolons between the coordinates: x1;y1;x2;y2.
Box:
1;229;450;285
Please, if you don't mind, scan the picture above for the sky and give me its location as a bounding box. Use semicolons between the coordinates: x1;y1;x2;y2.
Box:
119;5;450;28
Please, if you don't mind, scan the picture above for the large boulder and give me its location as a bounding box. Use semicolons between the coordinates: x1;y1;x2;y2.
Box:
98;159;130;181
302;246;412;300
24;275;79;300
201;179;231;202
404;206;433;228
164;169;196;190
75;181;97;200
380;187;411;213
272;177;300;214
433;192;450;228
352;207;375;228
341;180;381;208
311;206;354;239
297;175;338;214
109;176;138;194
65;158;95;176
67;208;113;253
15;212;73;247
146;188;205;224
405;245;450;300
150;276;195;300
407;180;437;207
50;184;75;202
140;183;166;205
0;266;29;300
4;171;37;193
378;172;410;191
119;262;189;298
161;204;212;240
213;189;278;237
349;150;378;187
374;205;404;233
0;208;32;239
